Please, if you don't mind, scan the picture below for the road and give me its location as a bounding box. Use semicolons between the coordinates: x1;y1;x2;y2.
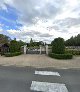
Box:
0;66;80;92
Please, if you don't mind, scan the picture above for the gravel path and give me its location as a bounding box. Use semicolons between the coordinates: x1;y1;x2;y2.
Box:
0;54;80;69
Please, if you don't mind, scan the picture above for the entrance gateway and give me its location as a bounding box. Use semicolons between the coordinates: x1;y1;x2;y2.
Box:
21;45;49;55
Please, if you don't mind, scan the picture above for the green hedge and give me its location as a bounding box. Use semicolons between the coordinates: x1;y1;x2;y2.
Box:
4;52;22;57
65;50;80;55
51;38;65;54
49;53;73;59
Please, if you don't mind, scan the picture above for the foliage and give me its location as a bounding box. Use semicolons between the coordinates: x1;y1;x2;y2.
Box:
65;49;80;55
0;34;11;44
51;37;65;54
18;40;26;46
28;38;44;47
30;38;33;47
10;39;26;53
5;52;22;57
65;34;80;46
49;53;73;59
10;40;20;52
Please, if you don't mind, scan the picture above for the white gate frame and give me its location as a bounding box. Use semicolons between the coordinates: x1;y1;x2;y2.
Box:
22;45;48;55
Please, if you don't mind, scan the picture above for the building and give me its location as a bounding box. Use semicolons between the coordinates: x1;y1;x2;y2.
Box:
0;43;9;55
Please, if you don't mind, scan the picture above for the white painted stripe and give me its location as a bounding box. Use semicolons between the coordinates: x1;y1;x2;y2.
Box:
30;81;68;92
35;71;60;76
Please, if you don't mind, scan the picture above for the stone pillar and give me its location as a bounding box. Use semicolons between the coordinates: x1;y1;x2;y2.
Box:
46;45;48;55
24;45;27;54
40;45;42;54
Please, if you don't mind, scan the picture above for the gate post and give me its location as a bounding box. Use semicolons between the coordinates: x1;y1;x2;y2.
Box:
24;45;27;54
46;45;48;55
40;45;42;54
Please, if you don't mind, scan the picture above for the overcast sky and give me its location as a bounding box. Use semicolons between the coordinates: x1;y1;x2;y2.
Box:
0;0;80;43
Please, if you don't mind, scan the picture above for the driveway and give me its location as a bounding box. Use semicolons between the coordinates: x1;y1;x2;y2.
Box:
0;54;80;69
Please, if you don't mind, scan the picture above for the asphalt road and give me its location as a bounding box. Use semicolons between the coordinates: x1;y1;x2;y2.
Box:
0;66;80;92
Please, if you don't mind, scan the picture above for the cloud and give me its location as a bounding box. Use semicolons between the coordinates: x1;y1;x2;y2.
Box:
0;0;65;25
0;0;80;25
6;22;73;43
0;30;2;32
7;26;53;43
51;17;80;33
1;0;80;24
0;0;80;43
39;33;53;37
0;28;2;32
7;24;54;43
0;23;4;32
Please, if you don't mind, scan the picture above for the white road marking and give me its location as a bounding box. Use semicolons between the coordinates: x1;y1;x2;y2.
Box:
30;81;68;92
35;71;60;76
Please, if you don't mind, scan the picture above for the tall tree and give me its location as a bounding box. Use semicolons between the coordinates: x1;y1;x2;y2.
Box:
30;38;33;47
65;34;80;46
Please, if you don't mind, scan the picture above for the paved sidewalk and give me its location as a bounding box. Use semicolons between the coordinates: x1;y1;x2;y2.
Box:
0;54;80;69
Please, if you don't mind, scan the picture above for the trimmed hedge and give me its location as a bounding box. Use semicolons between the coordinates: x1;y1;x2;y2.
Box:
4;52;22;57
65;50;80;55
49;53;73;59
51;38;65;54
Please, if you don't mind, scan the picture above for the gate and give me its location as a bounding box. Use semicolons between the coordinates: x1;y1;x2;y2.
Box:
26;46;46;54
21;45;49;55
27;47;40;54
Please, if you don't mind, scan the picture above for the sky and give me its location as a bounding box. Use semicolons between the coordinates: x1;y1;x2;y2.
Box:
0;0;80;43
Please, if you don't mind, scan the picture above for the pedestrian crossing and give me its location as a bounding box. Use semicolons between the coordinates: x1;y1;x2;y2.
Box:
30;70;69;92
35;71;60;76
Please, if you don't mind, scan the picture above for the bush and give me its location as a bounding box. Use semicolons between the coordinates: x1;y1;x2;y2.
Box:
49;53;73;59
10;40;20;53
65;50;80;55
5;52;22;57
51;37;65;54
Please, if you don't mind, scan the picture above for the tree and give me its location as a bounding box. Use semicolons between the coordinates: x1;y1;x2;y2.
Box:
18;40;26;47
30;38;33;47
51;37;65;54
39;41;44;46
0;34;11;44
10;40;20;52
65;34;80;46
65;36;75;46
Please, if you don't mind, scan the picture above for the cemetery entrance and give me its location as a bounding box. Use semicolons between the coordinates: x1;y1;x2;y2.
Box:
27;47;41;54
21;45;49;55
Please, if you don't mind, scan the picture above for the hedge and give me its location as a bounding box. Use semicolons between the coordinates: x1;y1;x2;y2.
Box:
4;52;22;57
51;37;65;54
65;50;80;55
49;53;73;59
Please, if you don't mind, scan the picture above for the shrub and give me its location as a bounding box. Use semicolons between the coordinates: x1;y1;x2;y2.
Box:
49;53;73;59
5;52;22;57
10;40;20;53
65;50;80;55
51;37;65;54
